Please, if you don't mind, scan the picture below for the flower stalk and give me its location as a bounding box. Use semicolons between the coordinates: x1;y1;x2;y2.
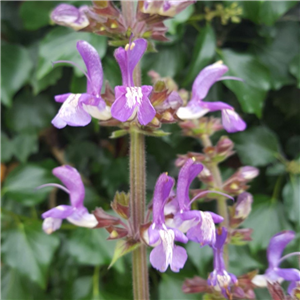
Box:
200;134;229;266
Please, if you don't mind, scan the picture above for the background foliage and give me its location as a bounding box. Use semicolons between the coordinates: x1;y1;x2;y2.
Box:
1;1;299;300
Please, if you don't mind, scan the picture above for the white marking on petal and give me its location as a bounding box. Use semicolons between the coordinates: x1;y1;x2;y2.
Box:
176;106;209;120
83;104;111;120
67;211;98;228
200;211;216;245
159;227;175;268
125;87;143;108
42;217;62;234
252;275;268;287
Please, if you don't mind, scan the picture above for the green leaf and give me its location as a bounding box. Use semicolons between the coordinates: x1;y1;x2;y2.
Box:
164;5;194;35
1;44;33;106
242;201;292;251
4;91;56;134
183;25;216;86
37;27;107;80
254;22;299;90
221;49;270;117
20;1;57;30
241;1;297;25
282;176;300;226
110;129;129;139
12;134;38;163
1;132;14;163
2;163;56;206
232;126;280;167
290;53;300;89
71;276;93;300
159;275;199;300
109;240;140;268
2;222;59;288
67;228;115;266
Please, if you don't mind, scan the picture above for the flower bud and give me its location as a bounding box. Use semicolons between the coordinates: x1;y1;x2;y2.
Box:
229;193;253;227
237;166;259;181
93;207;121;228
216;136;234;157
230;228;253;245
198;165;213;185
106;226;128;240
111;191;130;220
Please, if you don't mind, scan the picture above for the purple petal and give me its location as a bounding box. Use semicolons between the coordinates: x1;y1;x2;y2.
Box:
150;243;168;272
170;245;188;272
177;159;203;210
208;212;224;224
176;99;209;120
114;39;147;86
42;205;74;219
214;227;227;250
288;281;297;296
221;109;246;133
267;231;295;268
51;4;89;30
152;173;175;225
192;63;228;101
174;210;201;232
111;86;135;122
42;218;62;234
51;93;92;128
77;41;103;96
148;225;160;245
52;165;85;208
55;93;72;103
276;268;300;282
137;94;156;125
201;101;233;112
173;228;189;243
66;207;98;228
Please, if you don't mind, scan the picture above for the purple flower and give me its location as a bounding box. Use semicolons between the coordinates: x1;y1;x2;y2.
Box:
146;173;188;272
173;159;224;246
52;40;111;129
111;39;156;125
176;62;246;133
252;231;300;295
51;4;90;31
208;227;238;298
39;165;97;234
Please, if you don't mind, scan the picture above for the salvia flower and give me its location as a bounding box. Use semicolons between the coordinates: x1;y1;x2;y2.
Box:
173;158;225;246
252;230;300;296
111;38;156;125
208;227;238;298
145;173;188;272
51;4;90;31
39;165;97;234
52;40;111;129
176;62;246;133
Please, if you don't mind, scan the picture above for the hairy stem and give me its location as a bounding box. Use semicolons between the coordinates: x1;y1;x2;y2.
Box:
200;134;229;267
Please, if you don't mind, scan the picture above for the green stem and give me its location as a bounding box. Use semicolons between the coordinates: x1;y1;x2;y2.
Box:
130;130;149;300
93;265;100;298
200;134;229;267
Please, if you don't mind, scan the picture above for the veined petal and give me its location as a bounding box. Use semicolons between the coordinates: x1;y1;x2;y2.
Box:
150;242;168;272
42;205;74;219
267;231;295;268
77;40;103;96
42;218;62;234
192;63;228;101
222;109;246;133
170;245;188;272
152;173;175;225
174;210;201;233
177;159;203;210
67;207;98;228
276;268;300;282
137;94;156;125
51;93;92;128
51;4;89;31
176;100;209;120
52;165;85;208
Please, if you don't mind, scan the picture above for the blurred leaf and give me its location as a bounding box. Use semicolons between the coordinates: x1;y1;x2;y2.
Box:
241;1;297;25
183;24;216;86
1;132;14;163
71;276;93;300
290;53;300;89
110;129;128;139
20;1;57;30
266;163;286;176
2;163;56;206
67;228;115;265
159;275;199;300
254;22;299;90
286;135;300;157
1;44;33;106
2;222;59;288
242;201;291;251
4;91;56;134
70;73;87;93
232;126;280;167
102;57;122;87
142;43;185;78
283;176;300;226
12;134;38;163
221;49;270;117
186;241;213;276
37;27;107;80
165;5;194;35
